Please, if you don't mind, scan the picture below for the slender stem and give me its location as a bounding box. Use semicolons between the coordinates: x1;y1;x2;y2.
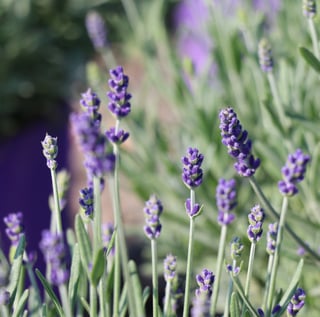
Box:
90;284;97;317
223;259;236;317
93;176;102;256
50;168;62;234
308;18;320;59
163;280;172;317
59;284;73;317
262;254;274;312
249;176;320;261
244;241;257;297
120;0;141;32
151;239;159;317
99;279;107;317
112;226;120;317
266;197;288;316
182;189;196;317
210;224;228;316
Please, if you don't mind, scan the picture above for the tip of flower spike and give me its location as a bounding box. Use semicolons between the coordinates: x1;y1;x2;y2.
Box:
258;38;274;73
41;133;58;169
303;0;317;18
85;11;107;49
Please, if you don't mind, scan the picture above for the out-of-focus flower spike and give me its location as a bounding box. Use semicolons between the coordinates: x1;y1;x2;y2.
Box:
258;38;274;73
41;133;58;170
303;0;317;19
143;194;163;240
85;10;107;49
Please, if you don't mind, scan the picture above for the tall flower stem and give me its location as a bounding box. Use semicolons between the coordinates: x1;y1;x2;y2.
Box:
163;280;172;317
265;197;288;316
223;259;236;317
244;241;257;297
248;176;320;260
182;189;195;317
50;169;62;234
93;176;102;255
151;239;159;317
90;284;97;317
262;254;274;312
308;18;320;59
210;224;228;316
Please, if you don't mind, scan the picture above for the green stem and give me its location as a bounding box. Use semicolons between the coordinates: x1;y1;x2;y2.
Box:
50;168;62;234
112;229;120;317
262;254;274;312
249;176;320;261
120;0;141;32
308;18;320;59
151;239;159;317
223;259;236;317
59;284;73;317
93;176;102;256
99;279;107;317
244;241;257;297
163;280;172;317
90;284;97;317
210;224;228;316
182;189;196;317
266;197;288;316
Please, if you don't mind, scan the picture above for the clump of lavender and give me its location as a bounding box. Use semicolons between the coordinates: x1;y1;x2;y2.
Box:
303;0;317;18
216;178;237;225
247;204;265;242
195;269;215;298
266;222;278;255
258;38;274;73
3;212;24;247
39;230;69;286
219;107;260;177
278;149;310;197
41;134;58;170
287;288;306;316
85;11;107;49
79;186;94;218
143;194;163;240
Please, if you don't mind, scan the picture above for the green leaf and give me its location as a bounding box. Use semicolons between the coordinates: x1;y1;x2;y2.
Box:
129;260;144;317
68;243;81;304
90;248;105;287
299;46;320;73
230;292;240;317
75;214;92;277
119;283;128;317
35;269;65;317
7;253;23;296
14;234;26;259
142;286;150;308
12;289;29;317
80;297;90;315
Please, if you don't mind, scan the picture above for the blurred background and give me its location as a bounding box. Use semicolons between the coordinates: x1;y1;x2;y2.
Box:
1;0;320;315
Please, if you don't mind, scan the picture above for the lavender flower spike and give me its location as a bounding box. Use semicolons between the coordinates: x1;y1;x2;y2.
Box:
219;107;260;177
195;268;215;298
287;288;306;316
266;222;278;255
247;204;265;242
182;147;204;189
278;149;310;197
258;38;274;73
85;11;107;49
303;0;317;19
80;88;101;119
79;186;94;218
143;194;163;240
216;178;237;225
107;66;132;119
3;212;24;247
164;254;177;282
41;133;58;169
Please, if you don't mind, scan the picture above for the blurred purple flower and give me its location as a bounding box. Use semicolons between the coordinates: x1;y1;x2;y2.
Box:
195;268;215;298
106;127;130;145
143;194;163;240
266;222;278;255
86;11;107;49
3;212;24;247
164;253;177;282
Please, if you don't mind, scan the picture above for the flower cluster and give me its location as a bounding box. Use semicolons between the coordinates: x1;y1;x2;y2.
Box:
41;134;58;169
247;205;265;242
219;107;260;177
164;254;177;282
303;0;317;19
143;194;163;240
227;237;244;276
216;178;237;225
258;38;274;73
85;11;107;49
287;288;306;316
181;147;204;189
3;212;24;247
39;230;69;286
79;186;94;217
195;268;215;298
266;222;278;255
278;149;310;197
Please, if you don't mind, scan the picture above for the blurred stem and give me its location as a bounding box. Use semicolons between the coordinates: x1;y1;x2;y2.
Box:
182;189;195;317
59;284;72;317
265;197;288;316
308;18;320;59
223;259;236;317
151;239;159;317
93;176;102;256
210;224;228;316
112;228;120;317
163;280;172;317
249;176;320;261
244;241;256;297
50;168;62;234
120;0;141;32
90;284;97;317
262;254;274;312
100;48;118;69
99;279;107;317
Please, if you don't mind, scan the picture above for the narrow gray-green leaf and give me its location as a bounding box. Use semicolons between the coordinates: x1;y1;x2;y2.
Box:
230;292;240;317
142;286;150;307
299;46;320;73
35;269;65;317
14;234;26;259
80;297;90;314
68;243;81;304
119;283;128;317
12;289;29;317
90;248;105;287
7;254;23;295
129;260;145;317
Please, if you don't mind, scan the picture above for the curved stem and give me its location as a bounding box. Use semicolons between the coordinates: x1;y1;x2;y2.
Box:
245;241;257;297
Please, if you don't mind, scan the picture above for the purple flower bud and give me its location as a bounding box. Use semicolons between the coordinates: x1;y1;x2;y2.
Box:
182;147;204;189
195;268;215;298
41;134;58;169
106;127;130;145
247;205;265;242
258;38;274;73
164;254;177;282
219;107;260;177
185;198;201;217
303;0;316;18
278;149;310;197
266;222;278;255
216;178;237;225
107;66;132;119
85;11;107;49
79;186;94;217
143;195;163;240
287;288;306;316
3;212;24;246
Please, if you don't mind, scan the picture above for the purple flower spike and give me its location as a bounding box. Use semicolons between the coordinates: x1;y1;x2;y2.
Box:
106;127;130;145
80;88;101;117
219;107;260;177
182;147;204;189
266;222;278;255
185;198;201;218
287;288;306;316
164;254;177;282
195;268;215;298
143;195;163;240
85;11;107;49
216;178;237;225
278;149;310;197
79;186;94;217
39;230;69;286
3;212;24;246
258;38;274;73
107;66;132;119
247;205;265;243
